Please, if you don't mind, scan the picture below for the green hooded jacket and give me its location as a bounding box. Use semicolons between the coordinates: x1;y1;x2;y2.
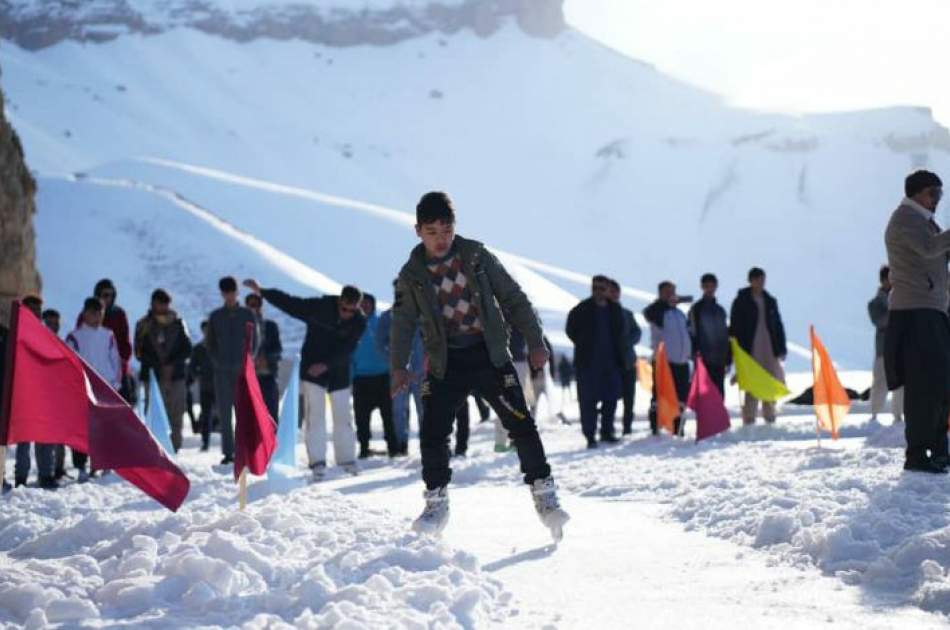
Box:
390;235;543;379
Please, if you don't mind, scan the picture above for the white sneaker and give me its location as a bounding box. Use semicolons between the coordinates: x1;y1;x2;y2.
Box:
310;462;326;482
340;461;360;476
531;477;570;543
412;486;449;535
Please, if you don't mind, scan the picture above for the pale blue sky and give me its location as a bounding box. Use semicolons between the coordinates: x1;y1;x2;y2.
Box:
565;0;950;126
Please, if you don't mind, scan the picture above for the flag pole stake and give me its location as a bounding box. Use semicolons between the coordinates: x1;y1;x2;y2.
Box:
238;467;248;511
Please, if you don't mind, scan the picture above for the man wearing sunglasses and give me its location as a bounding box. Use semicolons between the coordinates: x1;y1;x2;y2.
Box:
884;170;950;474
243;278;365;479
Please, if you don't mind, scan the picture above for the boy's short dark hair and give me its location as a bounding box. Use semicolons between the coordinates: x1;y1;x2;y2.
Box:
658;281;674;293
341;285;363;305
700;273;718;285
879;265;890;283
22;294;42;309
42;308;60;320
151;288;172;304
83;297;104;313
591;274;610;285
905;170;942;197
245;293;262;307
219;276;238;293
748;267;766;282
607;279;621;291
362;293;376;308
416;191;455;225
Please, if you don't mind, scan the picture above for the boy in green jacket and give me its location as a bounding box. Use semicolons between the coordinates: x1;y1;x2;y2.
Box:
390;191;569;541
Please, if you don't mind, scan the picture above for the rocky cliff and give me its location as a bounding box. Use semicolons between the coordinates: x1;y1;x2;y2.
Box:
0;0;565;50
0;71;40;323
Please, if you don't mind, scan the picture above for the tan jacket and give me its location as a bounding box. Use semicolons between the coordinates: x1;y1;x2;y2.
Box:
884;201;950;312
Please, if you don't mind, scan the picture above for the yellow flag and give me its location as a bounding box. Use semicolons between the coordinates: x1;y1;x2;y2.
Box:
729;337;790;402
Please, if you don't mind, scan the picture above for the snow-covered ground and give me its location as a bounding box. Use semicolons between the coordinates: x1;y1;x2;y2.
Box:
4;387;949;628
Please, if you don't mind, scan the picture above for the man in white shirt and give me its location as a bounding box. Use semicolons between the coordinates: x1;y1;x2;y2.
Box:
66;297;121;481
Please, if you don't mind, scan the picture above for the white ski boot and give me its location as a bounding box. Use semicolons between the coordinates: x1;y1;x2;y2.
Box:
531;477;570;543
412;486;449;535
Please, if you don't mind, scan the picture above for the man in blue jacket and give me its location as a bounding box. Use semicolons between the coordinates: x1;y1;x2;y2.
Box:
377;279;424;457
352;293;398;458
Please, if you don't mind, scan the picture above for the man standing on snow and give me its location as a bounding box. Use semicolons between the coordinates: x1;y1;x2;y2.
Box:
607;279;641;434
688;273;731;396
13;295;57;489
78;279;134;403
352;293;398;458
729;268;787;425
243;279;365;479
134;289;192;452
377;279;424;457
207;276;259;465
566;276;626;448
245;292;282;421
868;265;902;424
390;191;568;540
189;321;217;451
644;282;692;436
67;297;122;482
884;170;950;474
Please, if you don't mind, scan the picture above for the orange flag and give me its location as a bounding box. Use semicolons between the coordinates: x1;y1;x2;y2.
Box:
810;326;848;440
654;342;679;435
637;357;654;393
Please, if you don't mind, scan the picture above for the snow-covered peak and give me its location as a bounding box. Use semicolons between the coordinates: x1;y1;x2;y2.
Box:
0;0;566;50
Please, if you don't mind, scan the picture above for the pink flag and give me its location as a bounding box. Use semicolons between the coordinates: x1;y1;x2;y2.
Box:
233;323;277;480
687;356;731;441
2;302;190;511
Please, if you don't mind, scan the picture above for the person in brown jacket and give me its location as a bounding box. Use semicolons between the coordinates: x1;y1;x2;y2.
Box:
883;170;950;473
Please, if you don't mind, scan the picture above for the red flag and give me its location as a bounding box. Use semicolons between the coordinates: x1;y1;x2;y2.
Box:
687;356;731;441
654;342;679;435
233;322;276;480
1;303;189;511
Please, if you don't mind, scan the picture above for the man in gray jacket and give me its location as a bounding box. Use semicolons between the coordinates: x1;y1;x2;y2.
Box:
884;170;950;473
390;191;568;541
868;265;903;423
207;276;259;465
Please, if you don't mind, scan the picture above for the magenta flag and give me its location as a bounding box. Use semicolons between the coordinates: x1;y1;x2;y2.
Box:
687;356;731;441
1;302;190;511
233;322;276;480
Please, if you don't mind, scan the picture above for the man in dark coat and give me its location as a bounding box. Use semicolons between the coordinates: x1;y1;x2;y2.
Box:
729;268;787;424
189;321;216;451
607;279;641;434
245;293;282;422
688;273;731;395
566;275;626;448
883;170;950;473
207;276;260;465
243;278;365;478
134;289;193;452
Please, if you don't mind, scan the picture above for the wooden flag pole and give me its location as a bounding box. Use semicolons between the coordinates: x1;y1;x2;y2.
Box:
238;467;248;511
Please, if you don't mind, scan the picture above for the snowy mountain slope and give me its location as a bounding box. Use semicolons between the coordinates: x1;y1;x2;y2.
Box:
34;171;582;352
3;14;950;366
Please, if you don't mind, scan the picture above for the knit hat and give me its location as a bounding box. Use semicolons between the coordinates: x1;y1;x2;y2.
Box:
905;170;943;197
